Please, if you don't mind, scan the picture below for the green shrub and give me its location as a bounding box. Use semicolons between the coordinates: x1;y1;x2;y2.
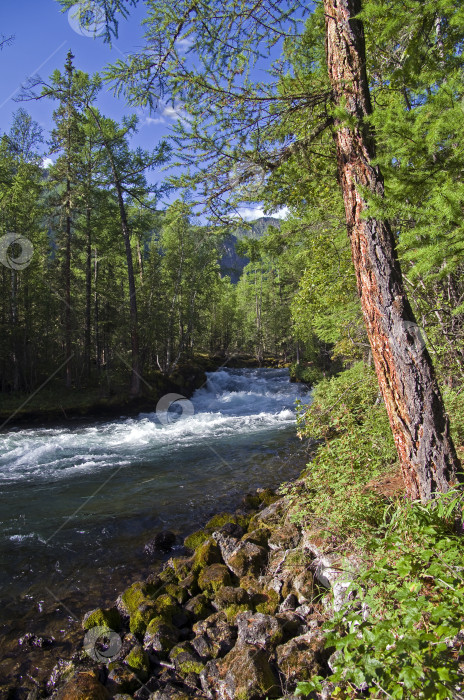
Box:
296;490;464;699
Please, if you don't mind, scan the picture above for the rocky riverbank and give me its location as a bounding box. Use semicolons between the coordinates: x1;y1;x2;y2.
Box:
32;483;356;700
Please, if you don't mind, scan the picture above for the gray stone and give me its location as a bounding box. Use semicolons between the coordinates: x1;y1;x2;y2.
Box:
235;611;283;649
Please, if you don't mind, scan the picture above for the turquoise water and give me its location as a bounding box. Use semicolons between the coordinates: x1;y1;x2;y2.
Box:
0;368;310;677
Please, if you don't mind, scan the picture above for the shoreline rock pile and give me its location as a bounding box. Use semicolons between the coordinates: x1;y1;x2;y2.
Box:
47;489;349;700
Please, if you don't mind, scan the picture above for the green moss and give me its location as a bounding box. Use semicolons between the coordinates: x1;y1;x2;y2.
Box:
256;489;280;507
255;589;280;615
159;567;178;585
129;603;157;636
178;659;205;675
122;582;150;615
124;646;150;680
153;593;178;621
198;563;232;595
82;606;121;631
169;556;192;581
184;529;208;550
165;583;188;604
184;594;211;620
242;493;261;510
224;603;250;621
205;512;250;531
241;528;270;548
192;538;222;574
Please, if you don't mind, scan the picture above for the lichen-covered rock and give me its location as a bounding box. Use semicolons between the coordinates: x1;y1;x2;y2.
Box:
184;594;213;621
235;611;283;649
253;587;280;615
292;569;314;604
200;647;279;699
198;564;232;596
124;645;150;681
82;606;121;631
268;523;301;551
169;641;205;676
150;684;192;700
192;612;237;660
143;616;179;655
55;671;110;700
214;535;268;578
212;586;249;611
275;630;327;686
241;527;271;549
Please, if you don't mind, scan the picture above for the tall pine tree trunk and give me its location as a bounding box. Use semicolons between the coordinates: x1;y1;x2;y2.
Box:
324;0;460;501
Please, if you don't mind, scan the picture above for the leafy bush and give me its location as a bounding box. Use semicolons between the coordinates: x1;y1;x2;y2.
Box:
283;363;397;541
296;491;464;699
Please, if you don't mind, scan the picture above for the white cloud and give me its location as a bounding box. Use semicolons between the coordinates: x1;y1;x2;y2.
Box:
140;101;189;127
42;157;53;168
233;206;289;222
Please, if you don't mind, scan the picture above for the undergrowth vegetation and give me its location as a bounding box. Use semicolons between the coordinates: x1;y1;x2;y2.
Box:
286;362;464;699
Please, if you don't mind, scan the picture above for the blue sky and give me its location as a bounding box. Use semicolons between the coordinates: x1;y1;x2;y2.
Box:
0;0;289;220
0;1;177;157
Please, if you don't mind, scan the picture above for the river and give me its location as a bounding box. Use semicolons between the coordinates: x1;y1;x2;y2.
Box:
0;367;311;690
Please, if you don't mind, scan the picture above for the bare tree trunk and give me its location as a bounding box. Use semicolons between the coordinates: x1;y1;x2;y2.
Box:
65;178;72;389
324;0;460;501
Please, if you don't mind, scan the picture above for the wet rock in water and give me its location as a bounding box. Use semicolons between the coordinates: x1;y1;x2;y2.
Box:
54;671;110;699
18;632;55;648
46;659;76;694
144;531;177;554
200;646;280;699
235;611;283;649
275;629;328;686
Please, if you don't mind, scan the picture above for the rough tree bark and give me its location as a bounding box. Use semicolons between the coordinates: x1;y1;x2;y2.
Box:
324;0;461;501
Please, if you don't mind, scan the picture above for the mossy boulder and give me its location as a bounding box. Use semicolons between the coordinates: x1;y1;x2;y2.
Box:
254;588;280;615
178;571;199;597
143;616;179;655
169;641;204;676
124;646;150;681
200;647;280;700
275;631;327;685
184;529;209;550
184;594;213;621
224;603;251;622
213;585;250;611
129;602;157;636
192;538;222;574
153;593;179;621
121;582;152;616
256;488;280;507
241;527;271;549
198;564;232;596
241;493;261;511
205;512;249;532
165;583;188;605
226;541;268;578
167;556;193;582
82;607;121;631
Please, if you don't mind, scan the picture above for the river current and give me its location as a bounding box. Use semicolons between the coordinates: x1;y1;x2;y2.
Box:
0;367;311;685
